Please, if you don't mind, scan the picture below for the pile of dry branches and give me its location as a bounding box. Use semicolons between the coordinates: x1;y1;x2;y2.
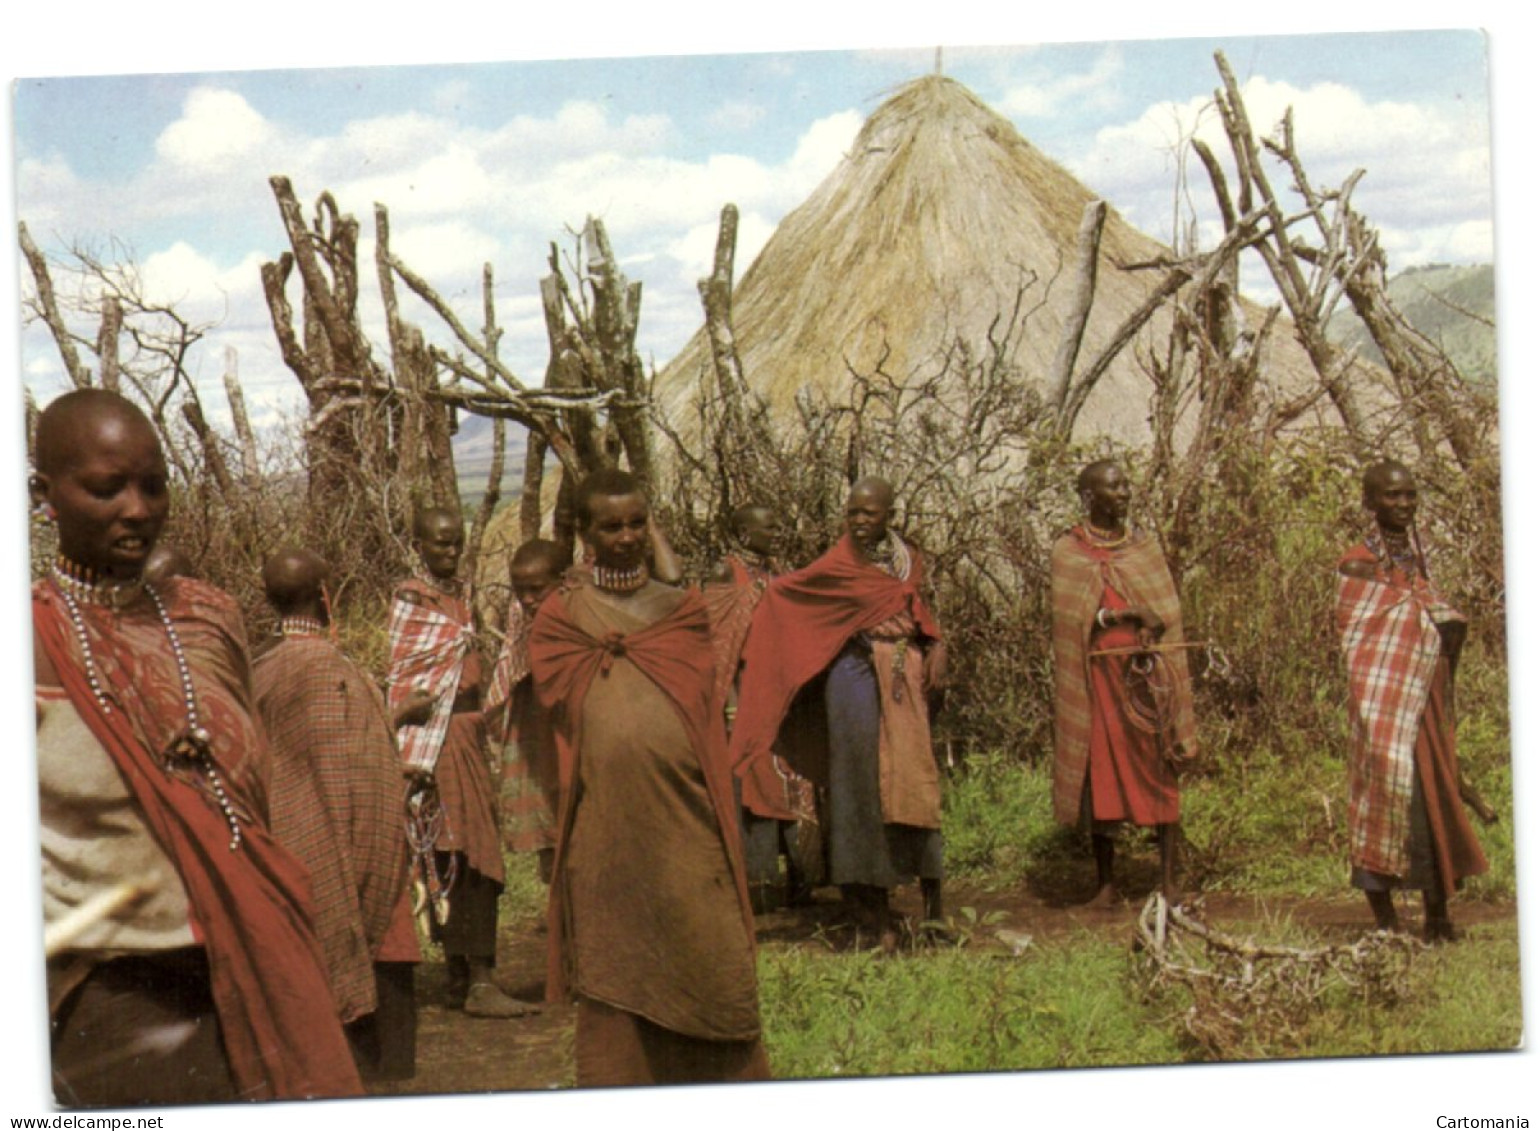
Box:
1133;894;1425;1059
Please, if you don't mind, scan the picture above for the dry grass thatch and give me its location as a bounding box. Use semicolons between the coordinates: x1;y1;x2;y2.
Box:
653;75;1330;446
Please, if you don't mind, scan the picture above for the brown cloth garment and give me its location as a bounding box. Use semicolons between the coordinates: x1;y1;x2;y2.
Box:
254;635;417;1022
531;579;766;1085
34;577;361;1102
1050;528;1196;827
390;581;504;886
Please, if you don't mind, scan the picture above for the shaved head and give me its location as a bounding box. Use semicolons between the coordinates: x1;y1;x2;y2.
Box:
1362;459;1413;499
413;505;463;542
34;389;159;478
575;468;644;528
848;476;894;508
730;503;775;538
511;538;567;577
1077;459;1121;496
262;546;330;615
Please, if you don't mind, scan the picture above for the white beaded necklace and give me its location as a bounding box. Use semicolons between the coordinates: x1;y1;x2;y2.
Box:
592;561;649;593
277;615;326;637
50;559;243;851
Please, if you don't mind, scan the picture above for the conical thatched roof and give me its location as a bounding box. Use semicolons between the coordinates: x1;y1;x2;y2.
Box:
654;75;1323;443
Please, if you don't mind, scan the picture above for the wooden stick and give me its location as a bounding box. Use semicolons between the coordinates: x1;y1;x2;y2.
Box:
44;882;148;958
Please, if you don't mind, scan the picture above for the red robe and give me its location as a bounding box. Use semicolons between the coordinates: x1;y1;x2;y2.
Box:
729;534;942;820
34;579;362;1101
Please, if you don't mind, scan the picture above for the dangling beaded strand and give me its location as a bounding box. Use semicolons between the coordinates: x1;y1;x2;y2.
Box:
49;567;244;851
145;586;244;851
54;582;114;715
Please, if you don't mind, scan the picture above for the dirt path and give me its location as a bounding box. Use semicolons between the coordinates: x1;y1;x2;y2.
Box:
367;883;1518;1097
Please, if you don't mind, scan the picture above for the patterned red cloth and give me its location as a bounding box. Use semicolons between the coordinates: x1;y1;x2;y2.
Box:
33;577;361;1100
728;534;942;821
1050;527;1196;826
486;600;532;719
487;600;559;854
253;635;416;1022
1336;541;1483;885
386;579;476;774
388;581;503;884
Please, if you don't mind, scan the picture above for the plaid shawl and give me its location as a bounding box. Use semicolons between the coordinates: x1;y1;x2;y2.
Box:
387;579;475;774
486;600;532;724
1050;528;1196;825
1336;543;1463;878
254;637;413;1023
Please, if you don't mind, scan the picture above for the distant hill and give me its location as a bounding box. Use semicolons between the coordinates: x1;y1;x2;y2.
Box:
451;411;528;510
1326;263;1496;384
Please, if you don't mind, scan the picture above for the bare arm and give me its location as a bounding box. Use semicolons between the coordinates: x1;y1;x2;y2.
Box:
648;517;684;586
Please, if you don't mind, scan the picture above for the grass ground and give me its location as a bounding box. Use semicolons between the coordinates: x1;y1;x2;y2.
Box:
476;728;1522;1081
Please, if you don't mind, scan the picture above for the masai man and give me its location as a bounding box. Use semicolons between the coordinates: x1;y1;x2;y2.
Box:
530;469;769;1086
485;538;567;886
704;503;815;911
253;547;422;1078
387;506;531;1017
1050;460;1195;906
1337;460;1488;940
731;477;947;945
30;389;360;1104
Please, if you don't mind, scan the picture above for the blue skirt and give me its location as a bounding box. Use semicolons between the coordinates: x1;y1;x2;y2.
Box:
824;642;943;888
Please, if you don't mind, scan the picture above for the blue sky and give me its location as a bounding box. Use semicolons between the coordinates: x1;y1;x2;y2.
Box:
3;2;1537;1124
9;28;1499;427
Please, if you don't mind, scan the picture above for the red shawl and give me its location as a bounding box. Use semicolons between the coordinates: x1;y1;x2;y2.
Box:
34;584;362;1101
529;583;753;1002
728;534;941;814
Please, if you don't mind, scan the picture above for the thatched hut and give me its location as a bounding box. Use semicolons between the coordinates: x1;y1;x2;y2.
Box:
653;74;1327;446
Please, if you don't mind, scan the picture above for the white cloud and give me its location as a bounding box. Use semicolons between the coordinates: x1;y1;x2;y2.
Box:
1071;74;1492;275
999;46;1122;119
155;87;277;170
14;155;82;231
18;79;866;410
786;110;861;191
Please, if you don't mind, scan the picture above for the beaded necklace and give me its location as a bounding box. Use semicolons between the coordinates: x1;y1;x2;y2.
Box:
592;561;649;593
1082;521;1131;550
277;615;326;637
1368;525;1427;580
863;532;912;581
49;557;243;851
417;571;462;596
50;555;143;611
